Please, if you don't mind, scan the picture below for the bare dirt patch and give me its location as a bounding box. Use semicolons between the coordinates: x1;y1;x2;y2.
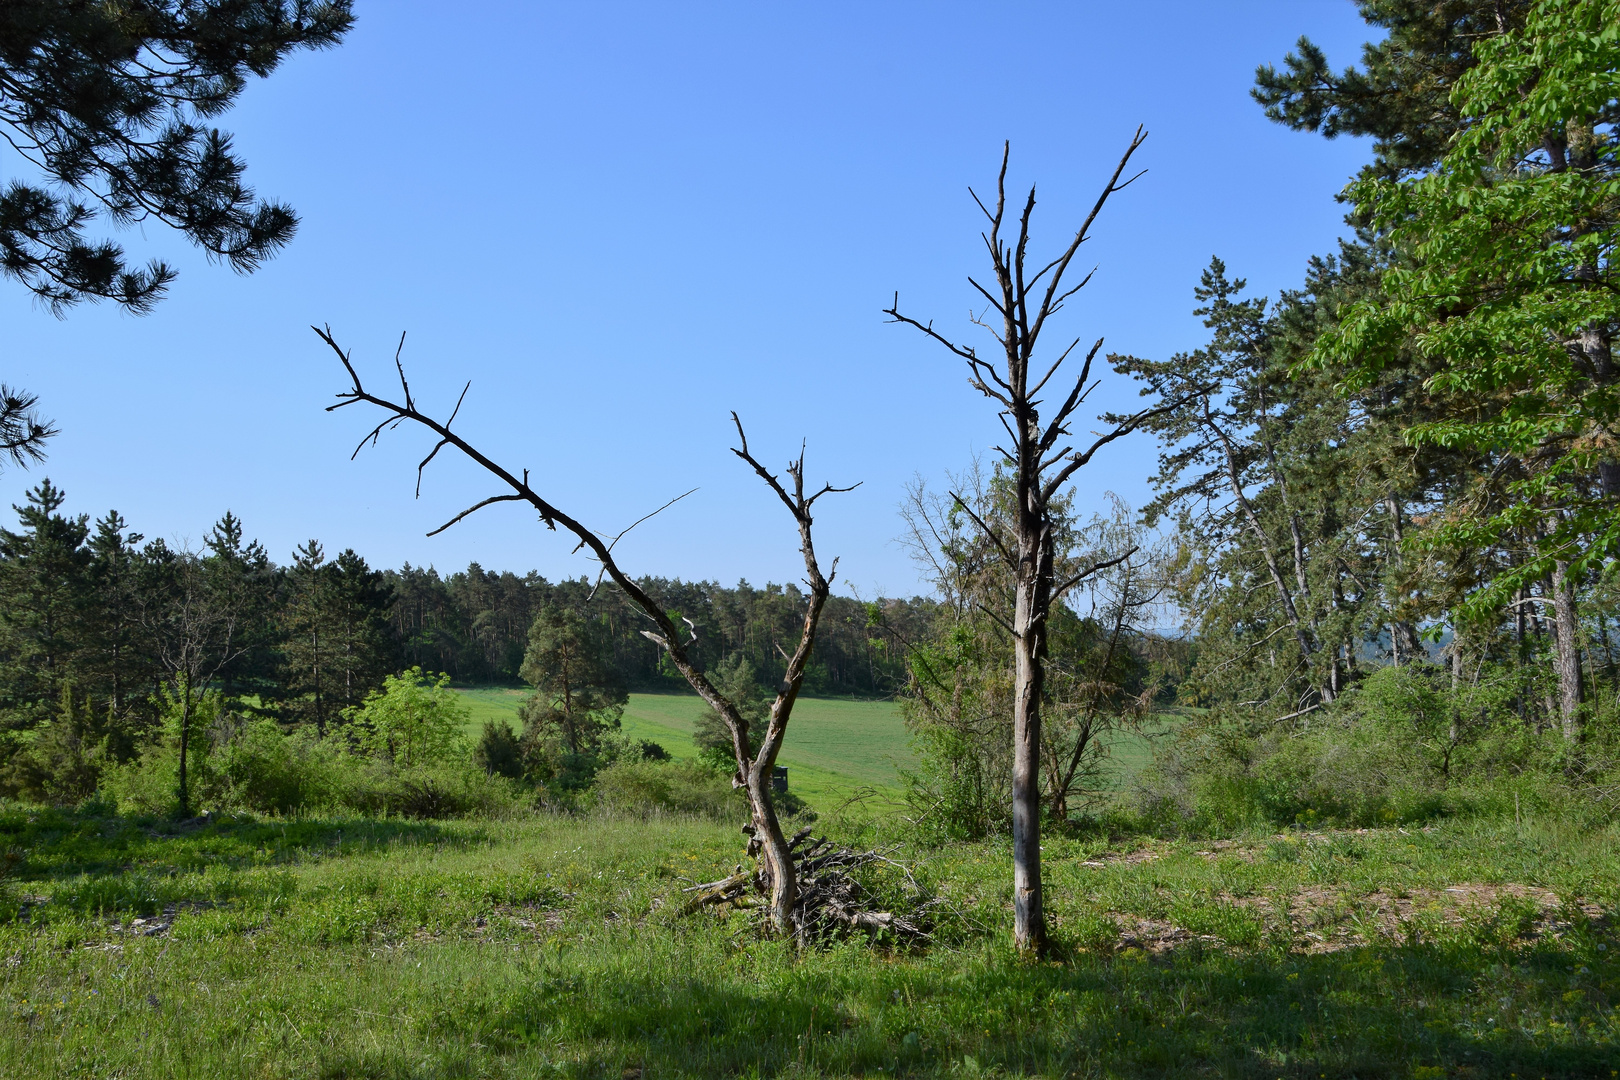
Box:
1102;882;1606;956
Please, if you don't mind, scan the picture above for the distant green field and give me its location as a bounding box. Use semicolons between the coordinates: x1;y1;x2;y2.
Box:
453;689;914;807
455;687;1168;809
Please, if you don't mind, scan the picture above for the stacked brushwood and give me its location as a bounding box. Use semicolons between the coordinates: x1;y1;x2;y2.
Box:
682;826;937;943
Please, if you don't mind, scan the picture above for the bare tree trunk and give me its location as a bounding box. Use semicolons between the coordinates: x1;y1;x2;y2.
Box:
1551;557;1583;741
887;133;1175;954
177;673;192;818
1009;521;1051;954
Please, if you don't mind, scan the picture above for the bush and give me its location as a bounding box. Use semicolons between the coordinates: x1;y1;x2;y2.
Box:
0;686;118;805
1124;660;1613;835
347;760;524;819
473;721;524;779
212;721;360;814
347;668;468;767
590;759;745;820
103;711;524;820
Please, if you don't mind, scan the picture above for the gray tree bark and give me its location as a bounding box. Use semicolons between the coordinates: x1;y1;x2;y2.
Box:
888;132;1177;954
1551;557;1583;742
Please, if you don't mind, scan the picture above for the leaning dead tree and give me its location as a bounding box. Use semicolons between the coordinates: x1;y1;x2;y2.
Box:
314;326;854;935
885;131;1185;954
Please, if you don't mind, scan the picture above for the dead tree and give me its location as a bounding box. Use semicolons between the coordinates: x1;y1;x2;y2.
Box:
140;547;249;818
314;326;853;935
885;132;1184;954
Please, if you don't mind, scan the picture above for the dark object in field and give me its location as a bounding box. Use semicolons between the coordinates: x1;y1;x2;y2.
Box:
176;810;213;831
772;766;788;793
683;826;935;943
631;740;671;762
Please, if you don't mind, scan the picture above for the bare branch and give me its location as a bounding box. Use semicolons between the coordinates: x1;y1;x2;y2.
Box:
806;480;862;508
949;490;1017;570
1036;340;1103;455
1028;337;1084;400
1041;392;1191;502
393;331;413;411
731;412;800;520
606;487;700;553
426;493;523;537
976;601;1018;639
1026;127;1147;349
1052;546;1137;601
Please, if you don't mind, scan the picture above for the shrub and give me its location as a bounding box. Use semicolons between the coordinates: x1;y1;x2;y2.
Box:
472;721;524;779
347;668;468;767
591;759;746;820
213;721;358;814
103;710;523;820
349;760;524;819
1124;658;1613;835
0;686;115;805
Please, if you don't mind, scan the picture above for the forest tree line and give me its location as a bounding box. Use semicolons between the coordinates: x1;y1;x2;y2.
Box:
0;479;954;799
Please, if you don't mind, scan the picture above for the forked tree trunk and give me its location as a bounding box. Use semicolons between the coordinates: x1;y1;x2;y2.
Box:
317;326;849;941
887;132;1176;955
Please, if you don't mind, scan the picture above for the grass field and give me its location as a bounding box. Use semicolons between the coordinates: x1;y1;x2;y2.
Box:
455;688;1165;809
1;805;1616;1077
456;689;915;807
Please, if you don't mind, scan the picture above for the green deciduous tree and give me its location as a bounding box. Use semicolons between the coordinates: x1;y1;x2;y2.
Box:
348;667;466;768
1315;0;1620;737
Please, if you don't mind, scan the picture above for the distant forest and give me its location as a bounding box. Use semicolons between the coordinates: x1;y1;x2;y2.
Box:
0;480;947;744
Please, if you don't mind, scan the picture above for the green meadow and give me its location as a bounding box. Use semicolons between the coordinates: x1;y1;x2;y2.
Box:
457;689;915;807
2;806;1616;1078
455;688;1166;807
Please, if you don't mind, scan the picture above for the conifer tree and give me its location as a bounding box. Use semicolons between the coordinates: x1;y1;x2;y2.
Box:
518;601;627;766
203;512;279;705
0;1;354;310
1254;0;1531;181
0;481;91;733
280;541;394;734
0;1;354;466
82;509;157;750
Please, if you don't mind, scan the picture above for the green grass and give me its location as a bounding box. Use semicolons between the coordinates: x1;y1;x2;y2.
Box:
456;689;915;808
1;804;1616;1077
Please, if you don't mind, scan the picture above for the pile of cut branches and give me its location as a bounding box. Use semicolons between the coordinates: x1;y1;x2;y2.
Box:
682;826;939;944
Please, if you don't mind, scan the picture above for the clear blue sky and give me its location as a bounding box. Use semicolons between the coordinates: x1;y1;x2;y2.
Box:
3;1;1375;598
